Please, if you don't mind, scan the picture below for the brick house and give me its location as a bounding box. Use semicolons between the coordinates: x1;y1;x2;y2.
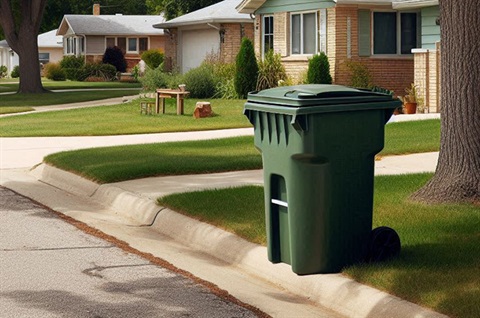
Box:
153;0;254;74
393;0;440;113
56;4;166;71
237;0;424;103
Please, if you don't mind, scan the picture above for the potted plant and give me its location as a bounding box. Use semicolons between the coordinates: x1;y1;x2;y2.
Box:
402;83;419;114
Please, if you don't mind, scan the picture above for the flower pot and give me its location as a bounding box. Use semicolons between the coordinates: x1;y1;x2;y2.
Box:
404;102;417;114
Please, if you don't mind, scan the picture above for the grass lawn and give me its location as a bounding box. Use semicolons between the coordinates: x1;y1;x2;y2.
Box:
0;98;251;136
157;174;480;318
0;79;141;93
44;136;262;183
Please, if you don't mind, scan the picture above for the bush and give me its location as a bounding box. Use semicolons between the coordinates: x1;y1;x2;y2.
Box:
11;65;20;78
256;50;287;91
44;63;66;81
346;60;372;88
60;55;85;81
202;53;238;99
183;63;215;98
235;38;258;98
80;62;117;81
139;67;170;91
0;65;7;78
102;46;127;72
307;52;332;84
141;49;164;69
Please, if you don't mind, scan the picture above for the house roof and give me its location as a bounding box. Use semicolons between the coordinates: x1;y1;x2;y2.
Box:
0;29;62;50
392;0;438;9
57;15;166;36
153;0;253;29
236;0;393;14
37;29;62;48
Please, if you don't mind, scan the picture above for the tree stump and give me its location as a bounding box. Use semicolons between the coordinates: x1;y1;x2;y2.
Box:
193;102;212;119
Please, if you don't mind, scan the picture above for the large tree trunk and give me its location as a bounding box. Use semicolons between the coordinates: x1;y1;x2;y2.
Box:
412;0;480;203
0;0;48;93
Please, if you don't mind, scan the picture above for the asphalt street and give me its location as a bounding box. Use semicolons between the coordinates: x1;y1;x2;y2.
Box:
0;186;261;318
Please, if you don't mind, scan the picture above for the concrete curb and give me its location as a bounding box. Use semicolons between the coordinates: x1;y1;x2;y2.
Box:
32;163;448;318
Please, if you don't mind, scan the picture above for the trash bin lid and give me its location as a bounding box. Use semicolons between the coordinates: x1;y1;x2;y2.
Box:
247;84;395;107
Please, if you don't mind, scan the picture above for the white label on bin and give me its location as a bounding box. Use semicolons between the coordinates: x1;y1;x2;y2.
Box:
271;199;288;208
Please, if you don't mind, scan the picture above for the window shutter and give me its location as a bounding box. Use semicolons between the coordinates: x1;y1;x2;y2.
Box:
358;10;371;57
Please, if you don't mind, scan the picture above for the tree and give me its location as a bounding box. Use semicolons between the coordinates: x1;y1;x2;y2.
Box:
0;0;48;93
412;0;480;204
307;52;332;84
146;0;221;19
234;37;258;99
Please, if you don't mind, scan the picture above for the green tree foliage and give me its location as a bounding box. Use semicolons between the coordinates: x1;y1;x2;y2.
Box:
141;49;164;69
307;52;332;84
234;38;258;99
146;0;221;19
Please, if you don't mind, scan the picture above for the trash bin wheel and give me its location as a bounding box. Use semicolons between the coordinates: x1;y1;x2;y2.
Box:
366;226;401;263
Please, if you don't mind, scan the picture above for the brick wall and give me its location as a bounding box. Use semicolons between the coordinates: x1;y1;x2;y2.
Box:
163;29;178;72
330;6;414;97
413;45;441;113
220;23;254;64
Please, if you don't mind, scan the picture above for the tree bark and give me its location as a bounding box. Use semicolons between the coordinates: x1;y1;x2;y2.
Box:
412;0;480;203
0;0;48;93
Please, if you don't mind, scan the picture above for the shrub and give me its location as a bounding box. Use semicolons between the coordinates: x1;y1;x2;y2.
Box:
235;38;258;98
307;52;332;84
102;46;127;72
346;60;372;88
11;65;20;78
60;55;85;81
139;67;170;91
0;65;7;78
44;63;66;81
256;50;287;91
203;53;238;99
80;62;117;81
183;63;215;98
141;49;164;69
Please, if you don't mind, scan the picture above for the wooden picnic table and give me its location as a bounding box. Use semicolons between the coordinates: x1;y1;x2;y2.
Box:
155;89;190;115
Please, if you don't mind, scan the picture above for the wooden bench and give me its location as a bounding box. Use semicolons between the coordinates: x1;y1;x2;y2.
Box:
140;102;154;115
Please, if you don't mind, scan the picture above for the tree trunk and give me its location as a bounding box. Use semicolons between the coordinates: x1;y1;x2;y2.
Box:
412;0;480;203
0;0;48;93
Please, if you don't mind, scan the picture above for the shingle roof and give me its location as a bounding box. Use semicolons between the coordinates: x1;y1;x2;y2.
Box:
58;15;166;36
0;29;62;49
154;0;253;29
37;29;62;48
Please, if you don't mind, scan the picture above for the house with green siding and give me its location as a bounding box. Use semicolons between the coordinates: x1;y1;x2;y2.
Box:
393;0;440;112
237;0;441;113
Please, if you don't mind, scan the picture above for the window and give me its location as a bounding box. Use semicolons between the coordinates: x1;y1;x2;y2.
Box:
66;37;76;55
38;53;50;65
128;38;137;53
106;37;115;48
139;37;148;52
373;11;418;55
117;37;126;54
263;16;274;56
291;12;317;55
79;37;85;54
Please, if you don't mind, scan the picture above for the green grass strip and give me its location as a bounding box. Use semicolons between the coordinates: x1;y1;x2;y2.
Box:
0;99;250;136
382;119;440;155
157;174;480;318
159;186;266;245
0;106;34;115
0;90;139;108
44;136;263;183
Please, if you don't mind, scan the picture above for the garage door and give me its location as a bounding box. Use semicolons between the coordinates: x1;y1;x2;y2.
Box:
181;29;219;73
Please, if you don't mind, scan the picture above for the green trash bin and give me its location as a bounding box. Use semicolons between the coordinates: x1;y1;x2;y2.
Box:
244;84;402;275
